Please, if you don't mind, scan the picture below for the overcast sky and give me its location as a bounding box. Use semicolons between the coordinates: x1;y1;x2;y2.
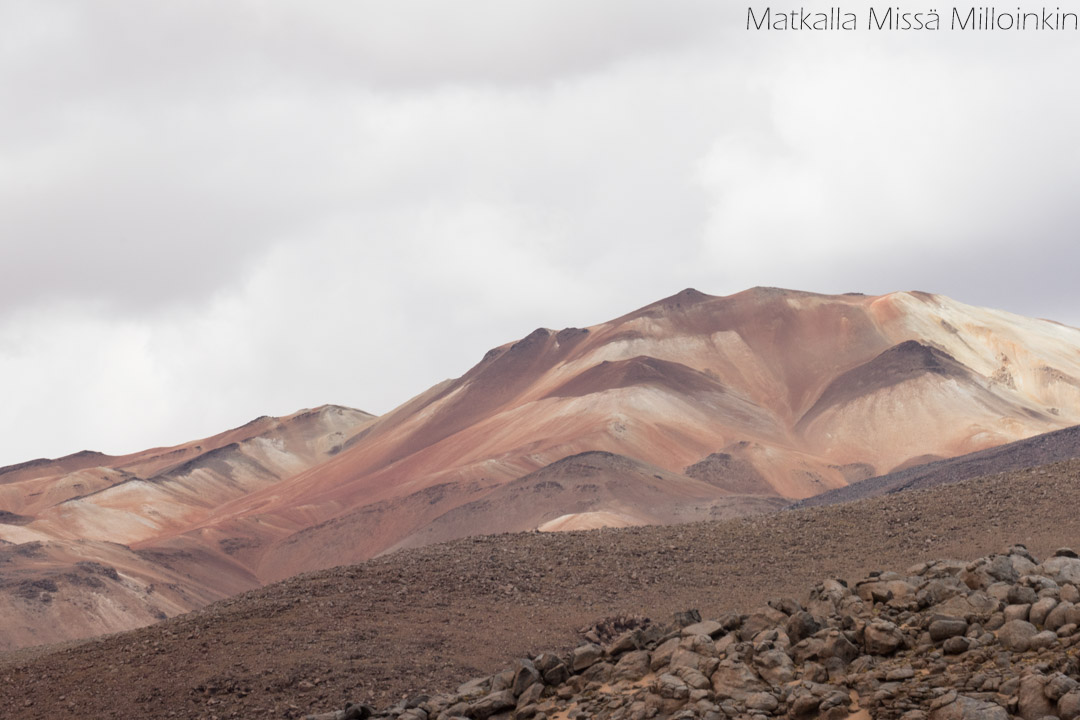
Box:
2;1;1079;466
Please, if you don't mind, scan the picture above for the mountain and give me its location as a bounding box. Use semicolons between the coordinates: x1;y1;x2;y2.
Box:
243;287;1080;579
3;286;1080;650
0;405;376;649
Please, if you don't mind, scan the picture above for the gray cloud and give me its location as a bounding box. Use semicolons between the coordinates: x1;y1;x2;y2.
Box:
2;2;1079;465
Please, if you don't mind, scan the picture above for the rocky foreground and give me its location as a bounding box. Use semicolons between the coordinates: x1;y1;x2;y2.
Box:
309;546;1080;720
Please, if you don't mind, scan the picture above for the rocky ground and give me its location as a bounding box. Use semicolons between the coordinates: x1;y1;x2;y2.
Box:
3;459;1080;719
307;544;1080;720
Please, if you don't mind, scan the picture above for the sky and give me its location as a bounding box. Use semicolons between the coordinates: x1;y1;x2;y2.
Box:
2;1;1079;466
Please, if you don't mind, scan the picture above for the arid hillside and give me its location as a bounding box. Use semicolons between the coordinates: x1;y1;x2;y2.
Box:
0;405;377;649
794;423;1080;509
3;287;1080;651
2;457;1080;719
225;287;1080;584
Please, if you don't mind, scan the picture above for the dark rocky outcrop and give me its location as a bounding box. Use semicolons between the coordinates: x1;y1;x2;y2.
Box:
308;545;1080;720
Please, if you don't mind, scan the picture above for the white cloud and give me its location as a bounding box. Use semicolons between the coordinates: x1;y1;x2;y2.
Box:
2;3;1080;465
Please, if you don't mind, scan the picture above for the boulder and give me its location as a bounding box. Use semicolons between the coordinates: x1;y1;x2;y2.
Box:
468;690;516;720
738;606;788;641
512;660;541;697
753;648;795;685
997;620;1038;652
1059;688;1080;720
533;653;569;687
672;665;711;691
668;648;704;671
1030;596;1059;627
656;673;689;701
1005;604;1032;622
928;618;968;642
1044;672;1079;702
649;637;682;672
1029;630;1058;650
942;636;971;655
864;621;904;655
710;660;765;701
682;620;724;638
1045;601;1074;631
1018;674;1056;720
1041;556;1080;585
744;691;779;712
821;631;860;663
786;611;822;643
570;643;603;672
928;694;1009;720
613;651;651;681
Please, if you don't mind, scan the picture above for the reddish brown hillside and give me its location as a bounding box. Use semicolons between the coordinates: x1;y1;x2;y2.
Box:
4;288;1080;650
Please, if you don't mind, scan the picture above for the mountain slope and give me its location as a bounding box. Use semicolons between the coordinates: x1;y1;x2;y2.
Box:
4;455;1080;719
0;405;376;650
224;287;1080;580
4;287;1080;650
793;421;1080;509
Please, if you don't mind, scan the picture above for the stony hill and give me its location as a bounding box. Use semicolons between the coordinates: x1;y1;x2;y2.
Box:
306;544;1080;720
4;456;1080;719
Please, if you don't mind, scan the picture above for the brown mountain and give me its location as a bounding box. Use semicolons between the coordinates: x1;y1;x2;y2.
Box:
0;405;376;650
3;287;1080;650
246;287;1080;579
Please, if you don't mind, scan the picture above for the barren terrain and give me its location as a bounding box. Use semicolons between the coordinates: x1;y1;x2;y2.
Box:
4;287;1080;651
3;458;1080;719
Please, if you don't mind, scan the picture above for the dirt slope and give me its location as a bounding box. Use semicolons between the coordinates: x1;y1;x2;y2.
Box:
384;451;787;551
3;457;1080;719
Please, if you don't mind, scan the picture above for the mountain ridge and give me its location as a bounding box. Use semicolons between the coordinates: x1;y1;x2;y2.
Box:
4;287;1080;650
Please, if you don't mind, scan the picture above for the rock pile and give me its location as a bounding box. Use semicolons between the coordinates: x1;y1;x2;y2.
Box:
307;545;1080;720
